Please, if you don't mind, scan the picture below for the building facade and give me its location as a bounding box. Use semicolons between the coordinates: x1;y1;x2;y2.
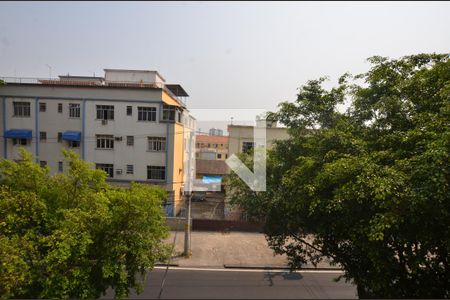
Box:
195;134;229;161
0;69;196;216
227;122;290;158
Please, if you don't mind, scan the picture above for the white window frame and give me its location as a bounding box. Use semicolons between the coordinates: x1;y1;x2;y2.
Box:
138;107;157;122
96;105;114;120
68;140;80;148
12;138;27;146
40;131;47;141
126;164;134;174
147;166;165;180
69;103;81;118
126;136;134;146
147;137;166;152
96;135;114;149
96;163;114;178
13;102;31;117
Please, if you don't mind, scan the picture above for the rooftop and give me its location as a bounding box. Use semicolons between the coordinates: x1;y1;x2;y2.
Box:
0;71;188;106
196;135;229;144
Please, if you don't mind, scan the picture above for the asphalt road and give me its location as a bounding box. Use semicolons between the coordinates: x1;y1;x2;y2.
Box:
102;267;357;299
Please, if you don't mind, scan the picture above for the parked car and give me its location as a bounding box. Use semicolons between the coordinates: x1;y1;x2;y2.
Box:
191;190;207;202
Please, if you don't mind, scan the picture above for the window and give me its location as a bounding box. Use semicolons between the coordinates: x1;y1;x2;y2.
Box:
69;103;80;118
138;107;156;121
225;154;228;159
58;103;63;113
217;154;222;159
96;163;114;178
96;135;114;149
39;102;46;112
147;137;166;152
69;141;80;148
162;105;176;121
126;165;134;174
40;131;47;141
96;105;114;120
242;141;255;153
58;161;63;172
13;102;30;117
39;161;47;168
127;136;134;146
12;138;27;146
126;106;132;116
147;166;165;180
57;132;62;143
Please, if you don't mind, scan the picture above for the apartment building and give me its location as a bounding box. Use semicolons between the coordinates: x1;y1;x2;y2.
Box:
195;134;229;161
227;118;290;157
194;134;229;189
0;69;196;216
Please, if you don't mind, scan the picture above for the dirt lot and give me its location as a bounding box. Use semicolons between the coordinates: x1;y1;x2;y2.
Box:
190;192;224;220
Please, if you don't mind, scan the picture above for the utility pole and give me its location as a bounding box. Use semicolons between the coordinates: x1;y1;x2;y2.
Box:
183;192;192;257
183;128;194;257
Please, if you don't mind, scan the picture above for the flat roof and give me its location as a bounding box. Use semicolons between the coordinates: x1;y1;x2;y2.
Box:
59;75;104;80
166;84;189;97
103;69;166;82
196;135;229;144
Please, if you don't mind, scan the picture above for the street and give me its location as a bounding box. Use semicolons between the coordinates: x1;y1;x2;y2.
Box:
102;267;357;299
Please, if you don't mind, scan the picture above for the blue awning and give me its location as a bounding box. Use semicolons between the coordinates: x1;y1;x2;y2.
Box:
4;129;32;139
62;131;81;142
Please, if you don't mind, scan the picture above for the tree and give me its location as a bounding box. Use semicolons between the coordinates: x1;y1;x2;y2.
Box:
227;53;450;298
0;149;170;299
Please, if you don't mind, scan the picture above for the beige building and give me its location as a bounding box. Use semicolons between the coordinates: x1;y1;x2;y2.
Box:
195;135;229;161
227;122;290;157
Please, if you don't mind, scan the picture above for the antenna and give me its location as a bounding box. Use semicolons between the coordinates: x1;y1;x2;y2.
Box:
45;64;52;78
230;117;234;125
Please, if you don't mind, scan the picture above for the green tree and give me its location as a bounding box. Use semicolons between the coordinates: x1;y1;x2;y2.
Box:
227;53;450;298
0;149;170;299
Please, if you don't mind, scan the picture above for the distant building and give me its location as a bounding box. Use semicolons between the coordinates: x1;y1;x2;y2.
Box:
0;69;196;216
195;135;229;188
195;135;229;161
227;121;289;158
225;119;290;220
209;128;223;136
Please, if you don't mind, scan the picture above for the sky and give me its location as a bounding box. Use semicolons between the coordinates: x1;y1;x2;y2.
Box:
0;1;449;130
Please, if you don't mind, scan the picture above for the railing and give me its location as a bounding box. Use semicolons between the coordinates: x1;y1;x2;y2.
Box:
0;76;185;105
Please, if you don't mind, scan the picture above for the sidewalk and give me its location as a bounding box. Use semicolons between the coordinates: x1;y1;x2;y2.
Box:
163;231;338;269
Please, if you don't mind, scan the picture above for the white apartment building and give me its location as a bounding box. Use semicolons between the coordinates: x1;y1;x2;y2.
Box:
0;69;196;216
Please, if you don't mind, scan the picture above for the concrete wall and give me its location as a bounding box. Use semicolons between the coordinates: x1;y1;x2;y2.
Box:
104;70;165;84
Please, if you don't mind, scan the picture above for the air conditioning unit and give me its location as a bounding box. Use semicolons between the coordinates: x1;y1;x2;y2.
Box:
101;119;108;125
116;169;123;175
114;136;123;141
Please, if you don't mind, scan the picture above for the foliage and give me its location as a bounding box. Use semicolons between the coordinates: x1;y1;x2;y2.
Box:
227;53;450;298
0;149;170;299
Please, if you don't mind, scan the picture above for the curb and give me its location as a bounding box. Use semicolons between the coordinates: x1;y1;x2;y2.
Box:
223;264;342;271
155;263;180;267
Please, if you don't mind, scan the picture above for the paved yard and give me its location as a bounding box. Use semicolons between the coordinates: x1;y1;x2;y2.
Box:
164;231;337;269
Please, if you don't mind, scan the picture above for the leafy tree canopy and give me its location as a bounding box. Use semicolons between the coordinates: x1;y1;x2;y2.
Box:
0;149;170;299
227;53;450;298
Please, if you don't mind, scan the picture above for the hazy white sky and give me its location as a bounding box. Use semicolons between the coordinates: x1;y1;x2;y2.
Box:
1;1;449;123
